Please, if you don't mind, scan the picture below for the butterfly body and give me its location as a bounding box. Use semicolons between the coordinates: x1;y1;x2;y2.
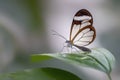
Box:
65;40;91;52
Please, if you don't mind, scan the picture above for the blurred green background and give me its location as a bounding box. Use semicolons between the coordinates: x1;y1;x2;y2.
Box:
0;0;119;80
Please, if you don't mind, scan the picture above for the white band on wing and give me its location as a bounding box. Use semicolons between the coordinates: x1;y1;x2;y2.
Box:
74;16;91;21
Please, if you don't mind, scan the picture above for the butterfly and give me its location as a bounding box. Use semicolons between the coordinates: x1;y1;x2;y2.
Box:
53;9;96;52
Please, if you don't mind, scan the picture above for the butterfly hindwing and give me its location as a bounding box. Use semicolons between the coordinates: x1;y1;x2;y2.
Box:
73;26;96;46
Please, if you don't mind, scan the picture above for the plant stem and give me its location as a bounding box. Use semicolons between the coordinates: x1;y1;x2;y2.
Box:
108;73;112;80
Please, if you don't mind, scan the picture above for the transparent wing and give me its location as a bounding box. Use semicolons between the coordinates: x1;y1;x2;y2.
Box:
73;26;96;46
69;9;96;46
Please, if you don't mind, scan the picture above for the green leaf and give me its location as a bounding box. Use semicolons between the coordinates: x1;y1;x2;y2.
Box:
31;48;115;74
0;68;81;80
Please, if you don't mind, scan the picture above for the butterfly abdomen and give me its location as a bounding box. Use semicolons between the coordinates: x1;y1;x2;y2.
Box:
73;44;91;52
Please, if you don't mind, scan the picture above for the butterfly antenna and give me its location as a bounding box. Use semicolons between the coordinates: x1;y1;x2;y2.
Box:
52;30;67;40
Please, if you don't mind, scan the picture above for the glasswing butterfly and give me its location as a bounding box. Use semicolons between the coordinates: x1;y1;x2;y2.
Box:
53;9;96;52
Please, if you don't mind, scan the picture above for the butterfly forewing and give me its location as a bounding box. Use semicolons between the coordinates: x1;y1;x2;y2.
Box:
70;9;96;46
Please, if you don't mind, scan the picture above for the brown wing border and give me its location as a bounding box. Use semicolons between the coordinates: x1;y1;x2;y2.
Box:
70;9;93;40
73;26;96;46
69;9;96;46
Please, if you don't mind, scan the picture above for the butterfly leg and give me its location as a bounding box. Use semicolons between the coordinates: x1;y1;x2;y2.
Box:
60;46;65;52
62;43;70;53
66;46;70;53
70;47;72;53
72;47;80;53
60;42;67;53
60;46;70;53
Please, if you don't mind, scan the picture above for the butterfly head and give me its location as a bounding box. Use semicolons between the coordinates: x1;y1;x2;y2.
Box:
65;40;73;48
